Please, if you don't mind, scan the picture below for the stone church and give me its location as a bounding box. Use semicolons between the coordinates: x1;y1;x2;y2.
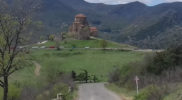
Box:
69;14;97;40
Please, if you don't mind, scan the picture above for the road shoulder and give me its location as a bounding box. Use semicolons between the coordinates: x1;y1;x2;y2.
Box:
106;84;134;100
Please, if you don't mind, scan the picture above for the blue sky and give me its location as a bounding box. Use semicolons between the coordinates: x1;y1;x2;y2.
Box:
85;0;182;6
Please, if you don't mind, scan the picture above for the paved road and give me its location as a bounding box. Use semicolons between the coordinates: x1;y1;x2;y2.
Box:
78;83;121;100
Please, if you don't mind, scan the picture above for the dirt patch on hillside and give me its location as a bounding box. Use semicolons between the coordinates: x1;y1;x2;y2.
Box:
33;61;41;76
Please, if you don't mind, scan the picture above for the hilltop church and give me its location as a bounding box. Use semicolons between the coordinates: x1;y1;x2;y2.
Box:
68;14;97;40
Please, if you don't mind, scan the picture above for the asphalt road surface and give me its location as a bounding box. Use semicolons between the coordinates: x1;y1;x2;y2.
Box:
78;83;121;100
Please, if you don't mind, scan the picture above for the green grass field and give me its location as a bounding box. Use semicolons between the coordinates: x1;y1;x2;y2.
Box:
11;38;143;84
4;39;142;89
30;49;144;81
9;48;144;86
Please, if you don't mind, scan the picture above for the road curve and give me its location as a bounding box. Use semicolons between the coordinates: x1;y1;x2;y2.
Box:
78;83;121;100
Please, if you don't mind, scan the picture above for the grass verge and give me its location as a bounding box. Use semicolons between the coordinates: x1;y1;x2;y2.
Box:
106;84;135;100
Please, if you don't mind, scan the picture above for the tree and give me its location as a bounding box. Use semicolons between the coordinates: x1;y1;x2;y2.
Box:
71;71;76;81
77;69;89;83
40;35;46;41
0;13;27;100
100;39;108;50
82;69;89;83
55;40;61;50
54;34;62;50
92;75;98;83
49;34;55;41
0;0;40;100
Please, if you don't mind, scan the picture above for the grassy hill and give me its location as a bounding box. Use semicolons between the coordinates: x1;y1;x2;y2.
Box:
0;39;144;99
33;38;136;49
30;49;143;81
7;48;144;90
26;39;140;81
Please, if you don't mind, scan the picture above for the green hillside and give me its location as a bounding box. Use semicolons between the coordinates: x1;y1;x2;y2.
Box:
0;39;144;99
33;38;136;49
30;49;143;81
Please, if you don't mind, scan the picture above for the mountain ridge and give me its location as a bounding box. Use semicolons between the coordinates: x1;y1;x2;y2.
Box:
30;0;182;49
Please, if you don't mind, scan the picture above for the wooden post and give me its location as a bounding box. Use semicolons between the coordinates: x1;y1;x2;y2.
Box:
135;76;139;95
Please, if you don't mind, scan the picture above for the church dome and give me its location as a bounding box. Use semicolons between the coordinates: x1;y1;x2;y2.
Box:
75;14;86;18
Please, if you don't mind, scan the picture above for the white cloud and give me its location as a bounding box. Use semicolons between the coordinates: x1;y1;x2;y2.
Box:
84;0;182;5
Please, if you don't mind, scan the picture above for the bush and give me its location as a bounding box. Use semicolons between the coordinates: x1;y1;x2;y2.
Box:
36;94;44;100
146;52;174;75
109;67;121;83
134;85;166;100
43;65;63;83
20;87;38;100
167;45;182;65
76;72;87;82
100;39;108;50
109;46;182;89
109;45;182;100
51;83;69;99
109;62;144;89
8;84;22;100
35;83;72;100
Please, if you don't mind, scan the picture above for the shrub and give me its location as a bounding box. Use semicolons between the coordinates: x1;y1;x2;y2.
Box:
71;71;76;81
100;39;108;50
36;94;44;100
8;84;22;100
167;45;182;66
20;87;38;100
135;85;166;100
146;52;174;75
92;75;99;83
49;35;55;41
43;65;63;83
109;48;182;88
109;45;182;100
50;83;71;100
76;72;87;82
109;62;144;88
109;67;122;83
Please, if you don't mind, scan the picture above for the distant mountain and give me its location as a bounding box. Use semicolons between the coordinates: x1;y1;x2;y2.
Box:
117;2;182;48
31;0;182;49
